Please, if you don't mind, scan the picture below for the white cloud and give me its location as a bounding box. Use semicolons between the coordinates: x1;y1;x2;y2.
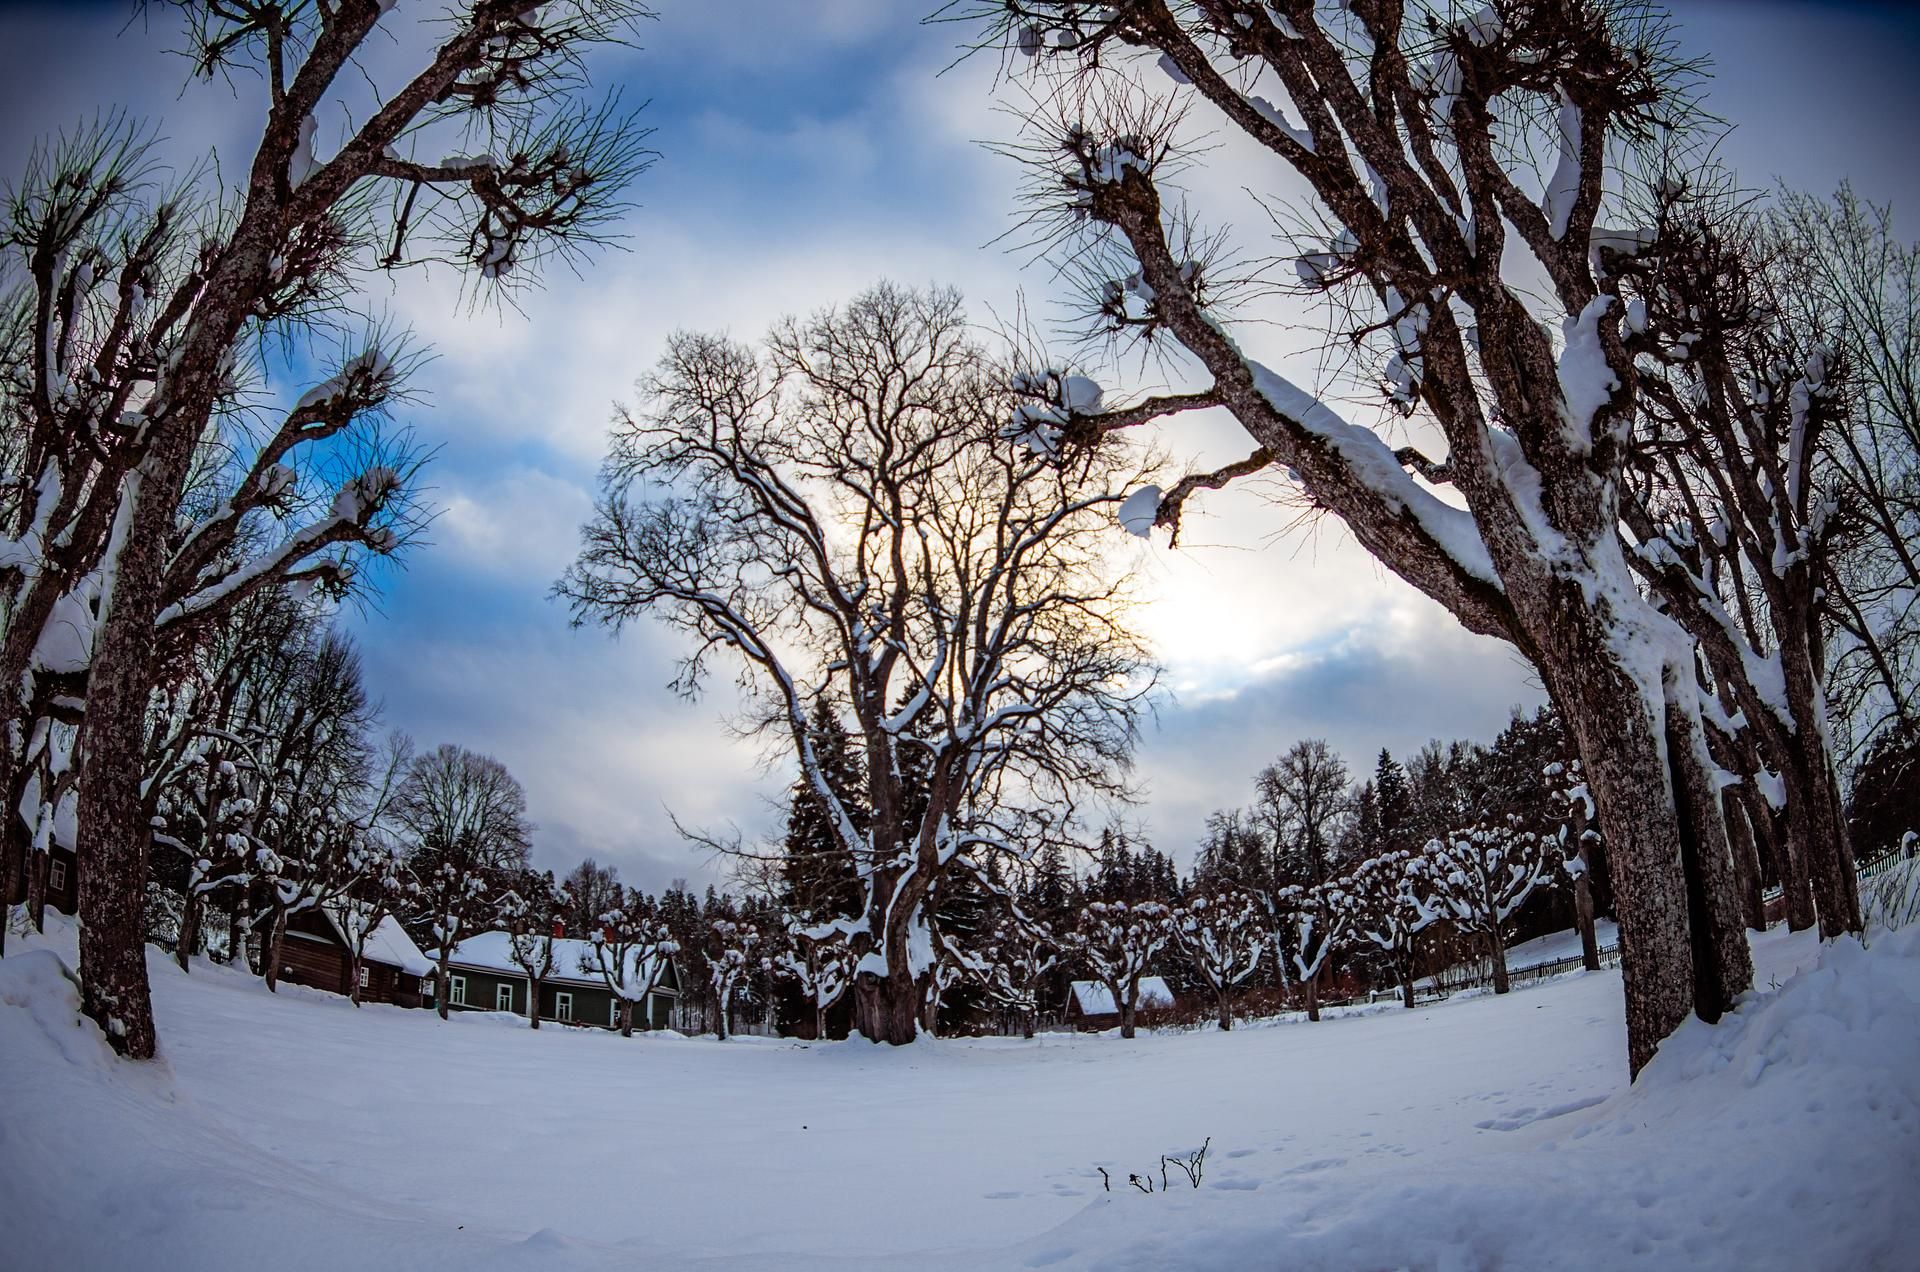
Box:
431;467;594;583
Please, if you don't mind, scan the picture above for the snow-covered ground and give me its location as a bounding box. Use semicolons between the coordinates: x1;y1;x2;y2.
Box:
1503;916;1619;970
3;916;1915;1270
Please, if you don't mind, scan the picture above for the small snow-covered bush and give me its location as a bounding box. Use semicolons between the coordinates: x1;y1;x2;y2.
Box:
1863;857;1920;936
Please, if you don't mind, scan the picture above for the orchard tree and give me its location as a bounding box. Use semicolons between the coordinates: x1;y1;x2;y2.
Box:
1173;888;1266;1029
0;0;651;1057
1347;849;1435;1008
774;922;853;1041
335;837;415;1007
396;744;532;1019
1412;817;1562;994
1274;880;1354;1022
584;894;677;1037
1066;899;1173;1039
707;918;765;1041
559;283;1155;1044
980;917;1057;1039
964;0;1765;1074
498;874;566;1029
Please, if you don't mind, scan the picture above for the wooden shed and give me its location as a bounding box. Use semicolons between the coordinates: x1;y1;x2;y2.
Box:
1064;976;1176;1030
264;905;433;1008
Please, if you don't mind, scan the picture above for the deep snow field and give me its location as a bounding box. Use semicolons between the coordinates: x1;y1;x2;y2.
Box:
2;915;1916;1271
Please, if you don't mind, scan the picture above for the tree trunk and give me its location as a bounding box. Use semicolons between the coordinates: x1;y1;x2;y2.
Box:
1400;967;1416;1009
1720;790;1768;932
620;997;635;1038
349;951;364;1005
528;977;541;1029
0;812;24;958
1119;994;1137;1039
25;849;48;931
1304;970;1320;1023
1574;867;1602;971
1663;693;1754;1022
435;948;452;1020
264;907;288;992
1216;990;1232;1031
175;888;202;974
1488;926;1510;995
1545;623;1754;1077
229;895;250;971
851;964;919;1045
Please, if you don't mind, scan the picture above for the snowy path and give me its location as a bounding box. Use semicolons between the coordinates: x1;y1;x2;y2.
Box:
2;921;1914;1270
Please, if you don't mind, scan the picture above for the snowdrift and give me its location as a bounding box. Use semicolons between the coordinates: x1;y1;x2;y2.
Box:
1;922;1914;1270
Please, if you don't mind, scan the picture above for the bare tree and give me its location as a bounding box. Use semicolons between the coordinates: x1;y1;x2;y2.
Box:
395;743;532;1018
1173;887;1266;1029
1254;739;1353;886
960;0;1760;1073
560;857;623;937
0;2;651;1057
1774;188;1919;772
559;283;1156;1044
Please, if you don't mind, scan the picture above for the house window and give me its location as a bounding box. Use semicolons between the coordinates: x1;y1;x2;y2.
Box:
450;975;467;1007
611;997;622;1028
496;983;514;1012
357;965;370;989
48;859;67;892
555;992;573;1023
421;975;434;998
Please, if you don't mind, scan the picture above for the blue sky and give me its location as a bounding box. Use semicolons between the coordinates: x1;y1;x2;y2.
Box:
3;1;1917;891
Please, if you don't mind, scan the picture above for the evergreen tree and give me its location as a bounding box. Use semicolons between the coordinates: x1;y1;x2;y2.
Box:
778;699;865;922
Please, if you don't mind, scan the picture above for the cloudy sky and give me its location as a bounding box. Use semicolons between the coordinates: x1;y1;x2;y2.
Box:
3;0;1917;891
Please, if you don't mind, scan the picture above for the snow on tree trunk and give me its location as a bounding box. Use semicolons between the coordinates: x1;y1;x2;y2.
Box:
264;907;289;993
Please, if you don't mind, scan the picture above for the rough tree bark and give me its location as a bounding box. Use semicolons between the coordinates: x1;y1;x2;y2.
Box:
975;0;1767;1078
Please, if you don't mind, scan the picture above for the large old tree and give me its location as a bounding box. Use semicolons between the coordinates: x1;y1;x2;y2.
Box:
560;283;1155;1044
953;0;1839;1072
0;0;650;1056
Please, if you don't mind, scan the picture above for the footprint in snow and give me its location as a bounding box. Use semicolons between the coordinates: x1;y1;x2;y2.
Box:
1212;1178;1260;1191
985;1191;1024;1200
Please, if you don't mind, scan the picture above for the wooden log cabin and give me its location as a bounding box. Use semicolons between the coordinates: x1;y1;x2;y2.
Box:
264;904;434;1008
1064;976;1177;1031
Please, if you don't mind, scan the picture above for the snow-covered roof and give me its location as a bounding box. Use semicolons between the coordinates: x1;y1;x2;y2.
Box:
322;905;432;977
1069;977;1174;1016
440;931;676;994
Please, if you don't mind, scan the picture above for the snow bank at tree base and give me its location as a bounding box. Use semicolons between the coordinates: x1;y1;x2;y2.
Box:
1;921;1913;1271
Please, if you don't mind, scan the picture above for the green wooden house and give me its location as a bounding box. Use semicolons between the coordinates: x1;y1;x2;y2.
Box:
436;930;680;1030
